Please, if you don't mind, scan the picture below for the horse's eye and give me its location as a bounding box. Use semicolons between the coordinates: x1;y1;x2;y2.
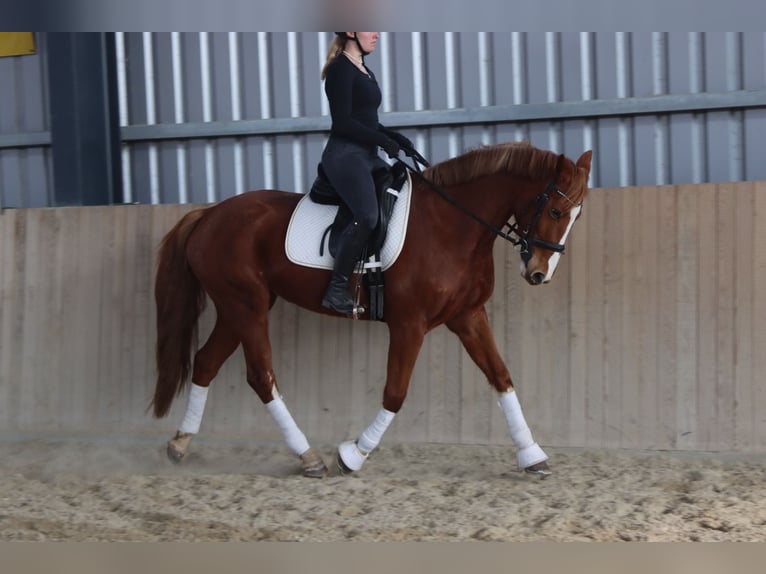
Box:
550;207;563;220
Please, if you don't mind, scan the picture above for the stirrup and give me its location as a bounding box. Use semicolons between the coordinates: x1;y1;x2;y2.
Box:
321;294;365;316
322;298;365;318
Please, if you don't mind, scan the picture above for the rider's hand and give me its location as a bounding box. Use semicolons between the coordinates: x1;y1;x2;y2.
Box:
389;131;413;151
381;138;400;159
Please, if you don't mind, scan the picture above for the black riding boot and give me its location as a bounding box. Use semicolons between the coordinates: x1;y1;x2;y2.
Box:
321;222;370;314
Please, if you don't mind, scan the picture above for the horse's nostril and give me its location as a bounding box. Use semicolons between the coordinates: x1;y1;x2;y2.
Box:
531;272;545;285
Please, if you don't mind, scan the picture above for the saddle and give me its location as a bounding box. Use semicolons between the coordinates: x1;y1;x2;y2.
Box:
310;161;408;257
308;161;409;320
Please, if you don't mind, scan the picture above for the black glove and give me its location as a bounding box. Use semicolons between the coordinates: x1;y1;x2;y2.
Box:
391;132;415;149
381;138;400;159
388;130;413;151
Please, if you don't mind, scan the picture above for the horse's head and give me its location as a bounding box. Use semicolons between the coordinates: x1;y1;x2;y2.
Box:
516;150;592;285
419;142;593;286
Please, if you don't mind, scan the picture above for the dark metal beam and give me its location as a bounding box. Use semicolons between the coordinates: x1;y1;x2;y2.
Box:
119;89;766;143
7;88;766;150
47;33;122;205
0;132;50;149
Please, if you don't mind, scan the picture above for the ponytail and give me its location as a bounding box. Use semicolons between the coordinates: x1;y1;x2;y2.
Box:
321;35;346;80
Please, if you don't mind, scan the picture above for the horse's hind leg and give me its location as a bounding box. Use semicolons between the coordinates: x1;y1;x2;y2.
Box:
446;307;550;477
167;317;240;463
236;303;327;478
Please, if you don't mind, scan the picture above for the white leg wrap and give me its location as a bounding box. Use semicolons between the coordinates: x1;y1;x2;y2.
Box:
338;440;368;471
266;396;310;456
498;390;548;469
178;383;209;434
357;408;395;454
517;443;549;469
338;408;396;472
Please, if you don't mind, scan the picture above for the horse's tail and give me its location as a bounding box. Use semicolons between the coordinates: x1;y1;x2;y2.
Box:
151;208;208;418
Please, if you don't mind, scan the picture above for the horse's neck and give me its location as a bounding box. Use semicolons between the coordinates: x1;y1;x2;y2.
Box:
420;173;523;240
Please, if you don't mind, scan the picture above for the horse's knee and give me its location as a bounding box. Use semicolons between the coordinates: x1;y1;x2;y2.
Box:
247;371;277;403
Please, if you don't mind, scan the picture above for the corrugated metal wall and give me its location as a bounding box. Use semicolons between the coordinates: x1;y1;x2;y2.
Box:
2;32;765;208
118;31;766;204
0;33;52;208
2;183;765;452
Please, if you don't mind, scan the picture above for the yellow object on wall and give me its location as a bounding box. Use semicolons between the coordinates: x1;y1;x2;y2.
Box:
0;32;36;57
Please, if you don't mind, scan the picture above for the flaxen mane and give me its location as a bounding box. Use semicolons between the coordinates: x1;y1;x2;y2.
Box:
424;141;561;188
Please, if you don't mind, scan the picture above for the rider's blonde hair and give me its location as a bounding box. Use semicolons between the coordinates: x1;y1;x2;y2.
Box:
321;35;347;80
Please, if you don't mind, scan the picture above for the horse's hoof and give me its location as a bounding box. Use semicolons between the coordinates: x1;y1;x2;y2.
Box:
301;448;328;478
337;440;368;474
517;443;548;470
166;432;193;464
337;451;354;475
166;442;185;463
524;461;552;478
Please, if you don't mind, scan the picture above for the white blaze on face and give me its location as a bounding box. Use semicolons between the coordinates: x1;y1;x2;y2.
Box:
543;204;581;282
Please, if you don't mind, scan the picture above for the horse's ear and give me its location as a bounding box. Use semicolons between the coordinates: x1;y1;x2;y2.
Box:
576;150;593;174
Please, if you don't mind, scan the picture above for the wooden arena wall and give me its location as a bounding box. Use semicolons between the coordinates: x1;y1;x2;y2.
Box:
1;182;765;453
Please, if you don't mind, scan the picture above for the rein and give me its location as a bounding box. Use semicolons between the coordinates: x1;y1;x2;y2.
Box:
395;149;574;258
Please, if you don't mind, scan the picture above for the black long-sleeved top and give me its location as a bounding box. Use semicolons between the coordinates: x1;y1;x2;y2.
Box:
324;55;396;150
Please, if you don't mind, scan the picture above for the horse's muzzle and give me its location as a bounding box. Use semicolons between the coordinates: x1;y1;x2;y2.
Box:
529;271;546;285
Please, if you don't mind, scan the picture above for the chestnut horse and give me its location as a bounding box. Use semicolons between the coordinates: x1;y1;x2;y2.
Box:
152;141;593;478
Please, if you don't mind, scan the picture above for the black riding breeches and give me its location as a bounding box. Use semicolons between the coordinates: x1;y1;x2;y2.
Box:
320;137;387;232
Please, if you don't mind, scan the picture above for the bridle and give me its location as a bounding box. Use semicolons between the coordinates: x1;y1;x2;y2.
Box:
508;180;583;264
396;151;582;262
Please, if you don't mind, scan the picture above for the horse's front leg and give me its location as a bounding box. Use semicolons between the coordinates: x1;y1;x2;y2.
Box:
337;321;426;473
446;307;551;476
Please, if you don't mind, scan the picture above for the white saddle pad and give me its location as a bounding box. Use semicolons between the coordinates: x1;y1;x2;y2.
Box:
286;170;412;271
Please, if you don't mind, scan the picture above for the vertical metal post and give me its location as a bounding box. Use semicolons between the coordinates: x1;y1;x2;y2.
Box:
171;32;188;203
478;32;496;146
615;32;635;187
726;32;745;181
511;32;529;142
47;32;122;206
199;32;216;202
545;32;563;153
288;32;305;193
318;32;330;116
258;32;276;189
380;32;395;113
580;32;599;188
115;32;133;203
411;32;429;156
445;32;462;157
142;32;160;204
689;32;708;184
229;32;246;195
652;32;671;185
